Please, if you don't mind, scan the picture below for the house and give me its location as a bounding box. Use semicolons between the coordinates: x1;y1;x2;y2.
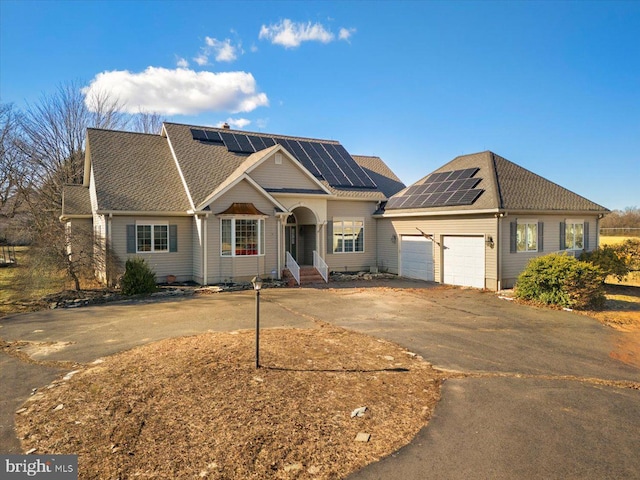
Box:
60;124;608;290
61;122;405;286
376;151;609;290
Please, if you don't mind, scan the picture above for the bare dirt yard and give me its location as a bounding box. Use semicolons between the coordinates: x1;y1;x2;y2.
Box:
15;325;443;479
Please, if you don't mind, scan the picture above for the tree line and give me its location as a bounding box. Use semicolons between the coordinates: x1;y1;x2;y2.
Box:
1;81;164;289
600;206;640;234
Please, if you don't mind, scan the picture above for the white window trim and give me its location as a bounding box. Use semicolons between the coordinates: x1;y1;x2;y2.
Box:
516;219;538;253
220;217;266;257
332;217;365;254
565;219;585;250
136;223;169;253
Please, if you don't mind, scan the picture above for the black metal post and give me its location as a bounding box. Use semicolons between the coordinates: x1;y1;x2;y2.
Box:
255;288;260;369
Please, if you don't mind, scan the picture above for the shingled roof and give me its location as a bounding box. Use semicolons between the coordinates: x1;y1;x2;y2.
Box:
386;151;608;213
61;184;92;217
86;128;191;212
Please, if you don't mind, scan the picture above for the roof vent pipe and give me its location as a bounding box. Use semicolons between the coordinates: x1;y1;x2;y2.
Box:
222;123;230;129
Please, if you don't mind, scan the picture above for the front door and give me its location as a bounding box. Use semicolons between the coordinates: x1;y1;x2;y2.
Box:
285;225;297;261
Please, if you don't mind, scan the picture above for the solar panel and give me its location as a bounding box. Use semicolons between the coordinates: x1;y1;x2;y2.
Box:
314;143;351;186
306;142;342;184
330;144;377;188
234;134;255;153
458;189;483;204
191;129;207;140
297;141;326;179
219;132;243;152
204;130;222;143
459;168;479;179
196;129;378;189
386;165;484;210
247;135;267;150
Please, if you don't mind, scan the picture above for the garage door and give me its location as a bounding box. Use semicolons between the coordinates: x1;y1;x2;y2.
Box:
443;236;485;288
400;236;434;281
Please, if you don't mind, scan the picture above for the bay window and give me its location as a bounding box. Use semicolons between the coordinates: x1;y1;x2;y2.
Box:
221;218;265;256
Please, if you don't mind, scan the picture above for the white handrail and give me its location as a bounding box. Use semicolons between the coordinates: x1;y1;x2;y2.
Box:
285;251;300;285
313;250;329;283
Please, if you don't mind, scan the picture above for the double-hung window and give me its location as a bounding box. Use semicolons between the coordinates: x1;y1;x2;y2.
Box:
136;224;168;253
221;218;265;256
333;218;364;253
516;221;538;252
564;221;584;250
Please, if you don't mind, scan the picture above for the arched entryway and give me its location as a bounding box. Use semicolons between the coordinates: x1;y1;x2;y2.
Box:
286;206;317;265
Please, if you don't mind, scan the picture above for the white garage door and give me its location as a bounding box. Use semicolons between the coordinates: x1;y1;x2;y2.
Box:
443;236;485;288
400;236;434;281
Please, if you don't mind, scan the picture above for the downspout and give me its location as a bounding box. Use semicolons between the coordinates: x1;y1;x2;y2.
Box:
203;215;208;285
277;217;281;279
107;213;113;285
496;212;506;291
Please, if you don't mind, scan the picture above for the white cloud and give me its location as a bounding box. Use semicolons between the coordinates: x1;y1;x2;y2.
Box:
338;27;356;42
259;19;336;48
205;37;239;62
215;118;251;129
193;54;208;66
176;57;189;68
82;67;269;116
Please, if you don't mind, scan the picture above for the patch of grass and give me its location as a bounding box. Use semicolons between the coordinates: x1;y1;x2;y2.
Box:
0;247;68;317
584;285;640;331
16;328;442;479
600;235;638;246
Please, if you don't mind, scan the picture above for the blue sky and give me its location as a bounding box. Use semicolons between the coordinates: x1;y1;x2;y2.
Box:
1;0;638;210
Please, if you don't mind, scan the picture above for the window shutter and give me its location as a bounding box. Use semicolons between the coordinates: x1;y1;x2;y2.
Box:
583;221;589;250
326;221;333;254
559;221;566;250
169;225;178;252
509;221;517;253
126;225;136;253
538;222;544;252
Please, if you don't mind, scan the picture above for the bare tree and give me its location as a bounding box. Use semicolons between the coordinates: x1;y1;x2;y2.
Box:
0;103;22;214
131;109;165;134
13;81;131;289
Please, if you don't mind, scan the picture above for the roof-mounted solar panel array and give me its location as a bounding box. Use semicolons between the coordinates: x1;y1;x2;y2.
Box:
386;168;484;210
190;128;377;189
190;129;223;143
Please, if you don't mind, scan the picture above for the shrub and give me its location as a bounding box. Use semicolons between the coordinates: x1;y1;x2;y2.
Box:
515;253;606;310
120;257;158;296
580;246;629;280
581;238;640;281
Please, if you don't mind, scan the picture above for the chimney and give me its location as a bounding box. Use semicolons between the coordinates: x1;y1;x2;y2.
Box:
222;122;230;129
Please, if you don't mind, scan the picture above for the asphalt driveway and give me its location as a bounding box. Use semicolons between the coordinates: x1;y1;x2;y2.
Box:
1;281;639;479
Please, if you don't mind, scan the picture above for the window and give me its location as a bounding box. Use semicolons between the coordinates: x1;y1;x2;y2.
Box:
516;222;537;252
333;219;364;253
136;224;168;253
221;218;265;256
565;222;584;250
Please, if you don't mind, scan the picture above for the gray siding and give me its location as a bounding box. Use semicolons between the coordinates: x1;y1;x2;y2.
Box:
206;179;279;283
500;215;600;289
326;200;378;272
378;214;498;289
249;153;321;191
111;215;194;283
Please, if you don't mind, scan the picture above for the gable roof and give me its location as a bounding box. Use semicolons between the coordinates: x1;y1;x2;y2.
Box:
386;151;608;214
86;128;191;213
163;122;391;205
82;123;399;216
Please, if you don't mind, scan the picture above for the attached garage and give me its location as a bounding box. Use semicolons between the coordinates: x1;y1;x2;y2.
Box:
443;236;485;288
400;236;434;281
